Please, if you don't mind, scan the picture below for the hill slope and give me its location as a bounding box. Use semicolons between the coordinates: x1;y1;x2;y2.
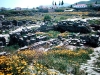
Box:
77;0;100;4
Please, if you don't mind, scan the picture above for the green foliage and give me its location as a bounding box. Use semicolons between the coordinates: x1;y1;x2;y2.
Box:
70;5;73;8
59;1;61;5
60;16;65;20
55;2;57;5
2;30;9;34
46;30;60;38
61;0;64;5
37;48;93;74
0;30;2;34
95;1;97;4
44;15;51;21
32;9;38;12
1;45;19;53
0;10;35;16
88;19;100;24
38;8;48;13
55;8;64;12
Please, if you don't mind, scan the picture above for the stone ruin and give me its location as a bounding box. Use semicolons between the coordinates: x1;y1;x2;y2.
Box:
54;20;92;33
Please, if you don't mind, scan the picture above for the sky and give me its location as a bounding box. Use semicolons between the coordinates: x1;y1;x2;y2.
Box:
0;0;89;8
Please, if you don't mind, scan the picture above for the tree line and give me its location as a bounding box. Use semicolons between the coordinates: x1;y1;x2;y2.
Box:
52;0;64;6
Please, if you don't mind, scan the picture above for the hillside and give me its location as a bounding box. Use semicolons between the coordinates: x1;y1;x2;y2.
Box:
77;0;100;4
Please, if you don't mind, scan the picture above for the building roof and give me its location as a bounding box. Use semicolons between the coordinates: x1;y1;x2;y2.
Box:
15;7;21;10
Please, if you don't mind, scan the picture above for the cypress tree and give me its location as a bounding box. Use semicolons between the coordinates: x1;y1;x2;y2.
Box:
59;1;61;6
61;0;64;5
95;1;97;4
55;2;57;6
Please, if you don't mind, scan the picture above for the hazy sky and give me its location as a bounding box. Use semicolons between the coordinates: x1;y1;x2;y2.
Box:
0;0;89;8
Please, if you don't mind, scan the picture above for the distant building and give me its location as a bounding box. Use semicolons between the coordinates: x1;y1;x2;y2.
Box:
21;8;28;10
38;5;49;9
73;4;88;9
0;7;6;11
52;5;58;9
48;8;55;12
15;7;21;11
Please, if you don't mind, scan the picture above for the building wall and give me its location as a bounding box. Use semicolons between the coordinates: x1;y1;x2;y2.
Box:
73;4;88;9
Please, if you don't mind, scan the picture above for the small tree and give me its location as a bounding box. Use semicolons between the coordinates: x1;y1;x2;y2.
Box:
44;15;51;22
89;4;93;8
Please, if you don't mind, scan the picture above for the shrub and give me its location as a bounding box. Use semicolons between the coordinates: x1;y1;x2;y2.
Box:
39;8;48;13
60;16;65;20
46;31;60;38
44;15;51;22
0;55;28;75
55;8;64;12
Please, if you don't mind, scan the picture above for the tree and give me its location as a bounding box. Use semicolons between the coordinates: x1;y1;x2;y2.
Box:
61;0;64;5
70;5;73;8
89;4;93;8
55;2;57;6
95;1;97;4
52;1;54;6
59;1;61;6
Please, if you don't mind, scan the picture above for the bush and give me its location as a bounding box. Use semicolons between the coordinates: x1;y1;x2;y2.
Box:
44;15;51;22
55;8;64;12
46;31;60;38
60;17;64;19
38;8;48;13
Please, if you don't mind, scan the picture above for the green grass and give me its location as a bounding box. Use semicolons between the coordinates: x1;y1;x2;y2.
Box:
0;45;19;53
35;31;60;39
46;30;60;38
88;19;100;25
6;11;89;22
37;48;93;74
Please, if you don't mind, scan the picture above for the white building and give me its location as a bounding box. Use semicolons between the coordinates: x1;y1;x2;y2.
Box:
14;7;21;11
73;4;88;9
